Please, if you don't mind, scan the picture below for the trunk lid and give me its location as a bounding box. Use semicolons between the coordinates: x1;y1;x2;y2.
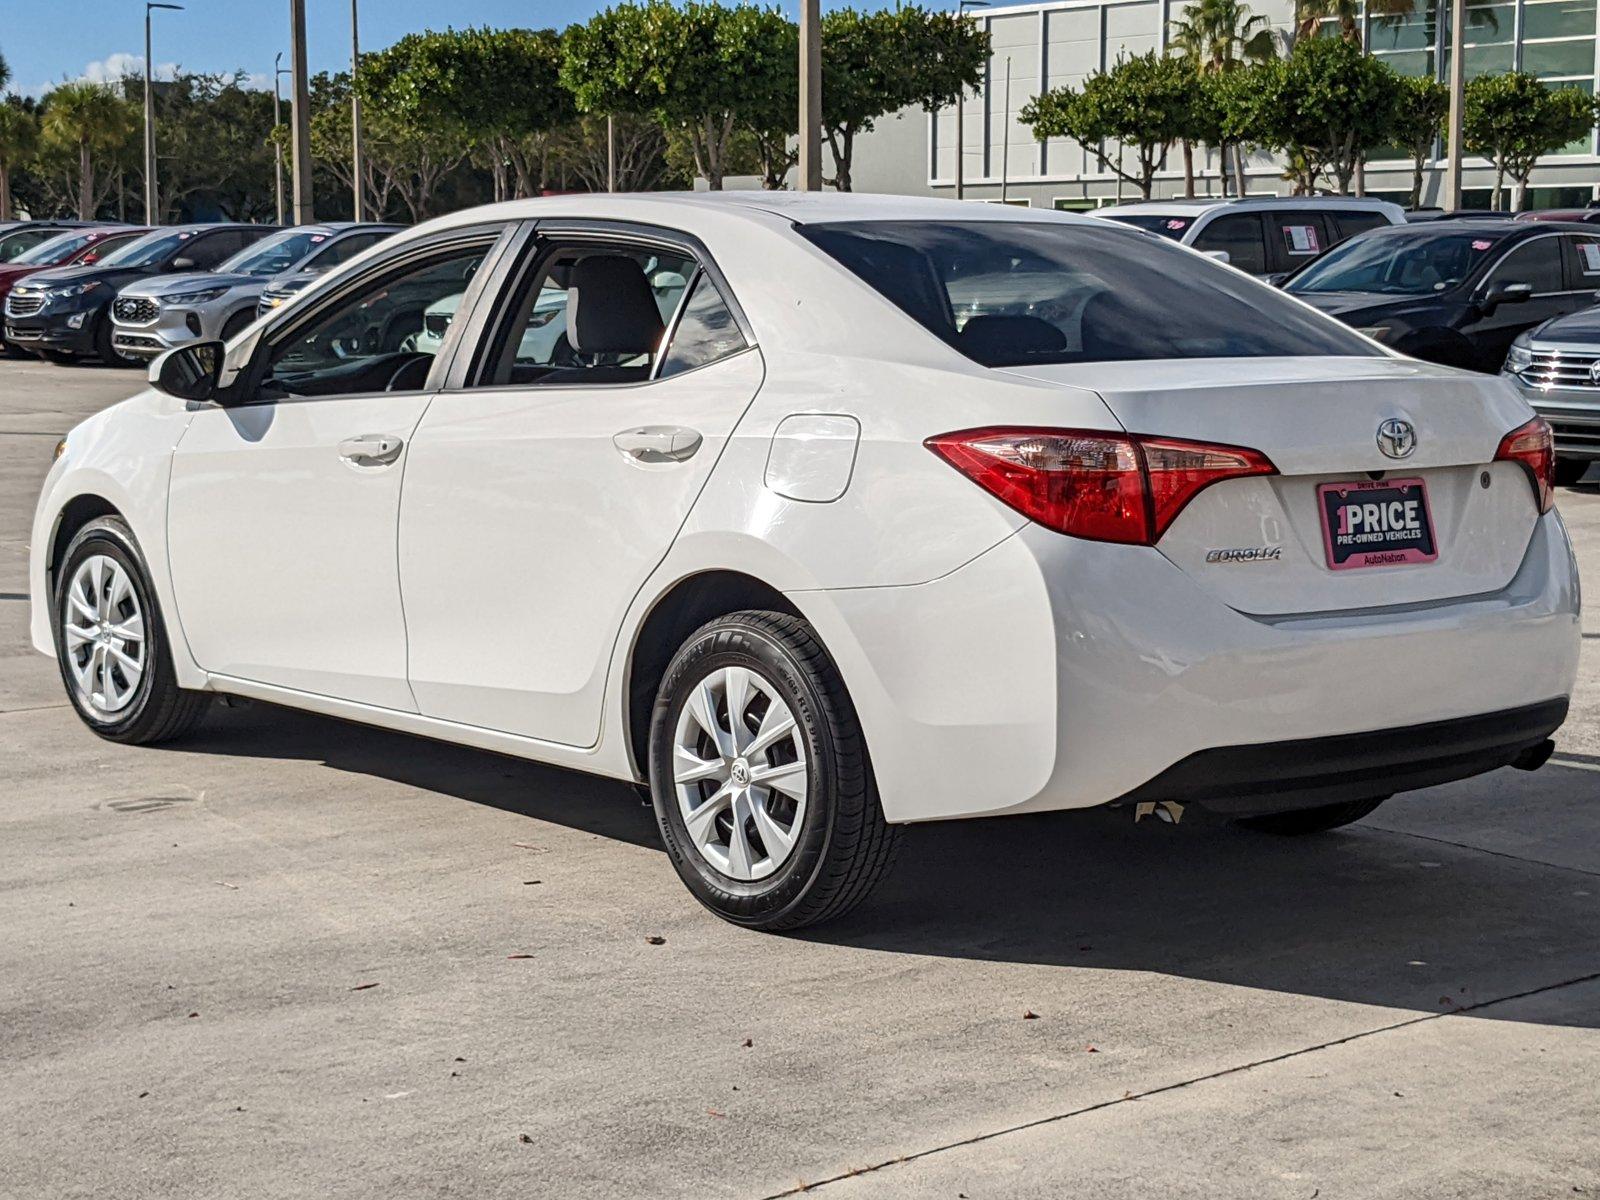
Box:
999;356;1540;615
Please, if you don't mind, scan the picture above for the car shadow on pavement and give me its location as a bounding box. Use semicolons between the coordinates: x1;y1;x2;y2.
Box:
188;700;1600;1027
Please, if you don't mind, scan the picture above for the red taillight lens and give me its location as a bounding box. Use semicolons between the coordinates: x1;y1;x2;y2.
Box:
1494;416;1556;515
926;426;1277;546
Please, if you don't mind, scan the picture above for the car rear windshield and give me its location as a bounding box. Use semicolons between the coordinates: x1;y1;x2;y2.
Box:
798;220;1376;367
1286;230;1508;295
1095;212;1192;239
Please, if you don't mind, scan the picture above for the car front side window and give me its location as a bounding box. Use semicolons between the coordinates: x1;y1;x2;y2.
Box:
261;241;493;399
1488;237;1564;295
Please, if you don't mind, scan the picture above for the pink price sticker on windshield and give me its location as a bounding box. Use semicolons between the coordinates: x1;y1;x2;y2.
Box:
1472;239;1494;250
1166;219;1189;230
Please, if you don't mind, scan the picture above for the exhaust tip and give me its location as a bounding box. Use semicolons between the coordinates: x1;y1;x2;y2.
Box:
1512;739;1556;773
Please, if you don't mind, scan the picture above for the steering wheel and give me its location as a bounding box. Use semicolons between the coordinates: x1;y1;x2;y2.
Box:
381;352;434;392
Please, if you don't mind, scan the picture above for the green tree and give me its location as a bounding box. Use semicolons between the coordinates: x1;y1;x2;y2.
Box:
1390;73;1449;208
562;2;794;190
1465;73;1598;210
1226;37;1399;194
1294;0;1415;45
359;27;574;202
1169;0;1276;195
0;98;37;221
820;6;988;191
1021;52;1198;200
41;82;135;218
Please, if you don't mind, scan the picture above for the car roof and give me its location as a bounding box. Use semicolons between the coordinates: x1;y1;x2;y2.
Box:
1102;196;1402;216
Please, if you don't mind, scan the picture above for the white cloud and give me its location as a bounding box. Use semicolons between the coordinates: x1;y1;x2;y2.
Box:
30;53;180;97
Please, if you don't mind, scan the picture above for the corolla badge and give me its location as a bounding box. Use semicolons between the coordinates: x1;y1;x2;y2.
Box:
1376;418;1417;460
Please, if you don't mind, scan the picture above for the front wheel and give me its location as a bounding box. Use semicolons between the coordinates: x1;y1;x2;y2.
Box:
648;611;899;931
54;516;209;744
1234;795;1389;835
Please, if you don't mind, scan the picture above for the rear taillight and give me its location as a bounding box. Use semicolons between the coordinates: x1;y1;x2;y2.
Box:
1494;416;1555;515
925;426;1277;545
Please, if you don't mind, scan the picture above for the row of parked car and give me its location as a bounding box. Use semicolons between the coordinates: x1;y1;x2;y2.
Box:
1095;195;1600;484
0;218;401;367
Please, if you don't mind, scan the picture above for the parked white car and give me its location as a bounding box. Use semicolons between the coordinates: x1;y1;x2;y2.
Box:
1094;196;1406;278
29;194;1578;930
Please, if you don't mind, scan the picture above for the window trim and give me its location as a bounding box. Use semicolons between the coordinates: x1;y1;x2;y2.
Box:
445;217;755;394
218;221;518;408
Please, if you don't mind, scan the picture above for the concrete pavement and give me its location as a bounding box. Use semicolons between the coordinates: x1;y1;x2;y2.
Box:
2;358;1597;1199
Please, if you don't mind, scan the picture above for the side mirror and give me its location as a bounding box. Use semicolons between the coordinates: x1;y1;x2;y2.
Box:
1481;280;1533;313
1264;271;1290;287
149;340;225;403
1203;249;1231;265
171;255;196;271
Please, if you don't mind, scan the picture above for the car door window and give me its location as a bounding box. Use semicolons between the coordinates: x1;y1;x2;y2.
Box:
306;231;388;270
478;242;694;386
179;232;242;270
1561;233;1600;290
1488;237;1564;295
658;272;747;378
262;241;492;398
1270;213;1328;268
1331;211;1390;241
1193;214;1267;275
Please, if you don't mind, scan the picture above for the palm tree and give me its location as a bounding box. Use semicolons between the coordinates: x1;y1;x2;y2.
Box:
42;82;134;219
0;101;37;221
1294;0;1416;45
1170;0;1277;195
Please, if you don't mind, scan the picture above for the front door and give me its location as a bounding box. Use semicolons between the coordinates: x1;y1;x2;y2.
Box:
1466;234;1573;371
165;232;502;709
399;233;760;746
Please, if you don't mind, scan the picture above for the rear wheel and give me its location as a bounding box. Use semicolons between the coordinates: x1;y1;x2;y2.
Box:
54;516;209;744
1554;458;1592;487
1235;795;1389;835
648;611;899;931
41;349;77;365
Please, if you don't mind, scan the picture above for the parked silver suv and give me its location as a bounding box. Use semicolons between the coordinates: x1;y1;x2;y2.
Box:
111;222;401;361
1505;307;1600;485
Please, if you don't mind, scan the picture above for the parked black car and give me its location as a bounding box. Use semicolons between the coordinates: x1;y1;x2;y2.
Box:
4;223;276;364
1284;219;1600;372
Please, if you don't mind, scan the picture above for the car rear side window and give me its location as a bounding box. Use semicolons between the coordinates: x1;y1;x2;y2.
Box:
1193;214;1268;275
1331;211;1390;240
1490;236;1565;294
799;220;1375;367
658;273;746;378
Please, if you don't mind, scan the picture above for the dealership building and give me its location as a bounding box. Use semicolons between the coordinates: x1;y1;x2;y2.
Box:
847;0;1600;209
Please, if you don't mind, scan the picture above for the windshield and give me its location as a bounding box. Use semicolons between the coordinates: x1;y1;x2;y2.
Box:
1287;230;1507;295
1097;212;1193;240
219;228;319;276
99;229;201;269
799;220;1375;367
13;230;99;266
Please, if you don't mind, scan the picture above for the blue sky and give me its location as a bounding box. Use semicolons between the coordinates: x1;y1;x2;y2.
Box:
2;0;832;99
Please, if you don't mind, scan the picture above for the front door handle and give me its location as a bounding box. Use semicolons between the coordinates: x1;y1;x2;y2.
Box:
612;425;702;464
338;433;404;467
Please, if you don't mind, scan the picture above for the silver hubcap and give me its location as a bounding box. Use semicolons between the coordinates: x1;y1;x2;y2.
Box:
63;554;145;717
672;665;810;882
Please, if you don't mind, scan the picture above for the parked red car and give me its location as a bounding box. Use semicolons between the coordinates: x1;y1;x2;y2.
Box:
1513;209;1600;225
0;226;149;356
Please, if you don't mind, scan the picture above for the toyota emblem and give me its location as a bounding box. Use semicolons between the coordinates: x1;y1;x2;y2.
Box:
1589;359;1600;385
1377;418;1417;460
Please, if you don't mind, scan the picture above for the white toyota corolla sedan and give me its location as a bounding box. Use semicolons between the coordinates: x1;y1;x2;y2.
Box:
28;193;1580;930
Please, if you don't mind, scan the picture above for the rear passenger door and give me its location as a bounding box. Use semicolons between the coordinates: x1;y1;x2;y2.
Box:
398;222;763;746
1191;214;1268;276
1561;231;1600;302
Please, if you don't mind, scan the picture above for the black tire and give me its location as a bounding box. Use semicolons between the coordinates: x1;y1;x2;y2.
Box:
53;516;209;744
93;313;141;367
1554;458;1592;487
220;308;254;341
648;611;899;931
1235;795;1389;835
41;349;78;365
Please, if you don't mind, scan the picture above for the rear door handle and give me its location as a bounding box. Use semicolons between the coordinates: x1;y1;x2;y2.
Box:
613;425;702;464
338;433;404;467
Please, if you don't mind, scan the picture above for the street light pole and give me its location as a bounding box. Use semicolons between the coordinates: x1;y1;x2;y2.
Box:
798;0;822;190
143;2;184;225
288;0;314;223
273;54;288;225
1443;0;1466;210
350;0;364;220
954;0;988;202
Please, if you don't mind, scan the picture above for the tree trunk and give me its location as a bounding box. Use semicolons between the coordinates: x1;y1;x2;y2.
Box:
1409;151;1425;209
1493;162;1505;211
1182;140;1195;197
78;140;94;220
1232;144;1246;198
0;161;10;222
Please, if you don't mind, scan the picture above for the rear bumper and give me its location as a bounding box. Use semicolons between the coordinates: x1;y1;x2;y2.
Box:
798;509;1580;824
1117;699;1566;815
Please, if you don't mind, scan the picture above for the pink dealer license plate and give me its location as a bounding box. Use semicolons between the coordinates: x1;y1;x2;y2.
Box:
1318;478;1438;570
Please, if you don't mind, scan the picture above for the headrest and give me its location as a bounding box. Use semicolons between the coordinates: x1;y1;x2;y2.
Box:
567;255;664;356
958;314;1068;360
